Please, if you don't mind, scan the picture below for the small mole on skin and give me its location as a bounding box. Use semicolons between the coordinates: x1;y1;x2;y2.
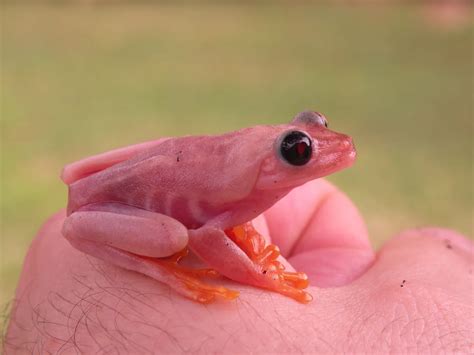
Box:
263;270;267;274
400;279;406;287
177;157;180;162
444;239;453;249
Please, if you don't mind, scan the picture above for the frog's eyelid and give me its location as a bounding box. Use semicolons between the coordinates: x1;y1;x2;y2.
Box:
291;111;328;128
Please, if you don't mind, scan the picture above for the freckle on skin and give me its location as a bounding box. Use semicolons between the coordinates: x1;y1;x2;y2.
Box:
444;239;453;249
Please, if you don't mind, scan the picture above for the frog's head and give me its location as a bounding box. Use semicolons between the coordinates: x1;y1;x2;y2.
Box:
254;111;356;191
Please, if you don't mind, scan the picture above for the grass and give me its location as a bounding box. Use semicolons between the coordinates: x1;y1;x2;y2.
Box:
1;3;472;309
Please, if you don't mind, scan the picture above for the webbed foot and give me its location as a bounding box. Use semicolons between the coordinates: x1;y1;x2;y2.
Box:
145;248;239;303
225;223;312;303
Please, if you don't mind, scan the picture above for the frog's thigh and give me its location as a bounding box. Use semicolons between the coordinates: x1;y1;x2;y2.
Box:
63;203;188;257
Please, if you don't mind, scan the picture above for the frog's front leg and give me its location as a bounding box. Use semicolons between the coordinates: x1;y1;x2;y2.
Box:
62;202;238;303
188;224;312;303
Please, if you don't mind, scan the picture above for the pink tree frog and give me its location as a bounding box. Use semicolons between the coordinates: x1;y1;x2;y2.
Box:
61;111;356;303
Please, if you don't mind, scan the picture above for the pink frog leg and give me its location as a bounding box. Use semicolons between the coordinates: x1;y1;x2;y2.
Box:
188;224;312;303
62;203;239;303
61;139;169;184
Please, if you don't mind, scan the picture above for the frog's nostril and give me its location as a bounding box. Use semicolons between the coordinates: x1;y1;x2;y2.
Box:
340;137;353;150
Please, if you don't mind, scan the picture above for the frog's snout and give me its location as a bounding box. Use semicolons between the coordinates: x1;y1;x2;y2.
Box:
342;136;356;159
313;131;356;171
319;132;354;153
339;136;353;150
339;135;357;162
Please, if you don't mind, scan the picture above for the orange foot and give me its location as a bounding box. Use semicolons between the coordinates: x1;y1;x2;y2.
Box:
225;222;313;304
147;248;239;304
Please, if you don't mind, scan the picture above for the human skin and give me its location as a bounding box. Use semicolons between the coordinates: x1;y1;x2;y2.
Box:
4;180;473;353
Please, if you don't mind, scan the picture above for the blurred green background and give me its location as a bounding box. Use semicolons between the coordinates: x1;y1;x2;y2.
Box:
1;3;472;309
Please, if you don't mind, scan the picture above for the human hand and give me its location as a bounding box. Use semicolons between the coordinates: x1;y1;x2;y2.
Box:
5;180;472;353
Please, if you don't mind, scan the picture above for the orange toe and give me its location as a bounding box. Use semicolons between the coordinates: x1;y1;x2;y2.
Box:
146;248;239;303
226;222;312;303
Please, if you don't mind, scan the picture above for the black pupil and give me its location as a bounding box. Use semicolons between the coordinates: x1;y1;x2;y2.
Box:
280;131;312;166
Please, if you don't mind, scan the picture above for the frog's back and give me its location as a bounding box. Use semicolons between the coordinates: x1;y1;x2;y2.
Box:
65;126;276;228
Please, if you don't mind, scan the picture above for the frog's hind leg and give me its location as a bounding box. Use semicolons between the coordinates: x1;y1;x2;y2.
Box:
188;224;312;303
62;203;239;303
143;248;239;303
69;239;238;303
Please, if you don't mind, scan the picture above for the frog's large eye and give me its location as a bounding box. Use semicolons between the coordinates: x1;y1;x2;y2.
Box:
280;131;313;166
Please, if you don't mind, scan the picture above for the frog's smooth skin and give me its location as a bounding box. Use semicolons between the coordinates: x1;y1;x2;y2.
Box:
61;111;356;303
